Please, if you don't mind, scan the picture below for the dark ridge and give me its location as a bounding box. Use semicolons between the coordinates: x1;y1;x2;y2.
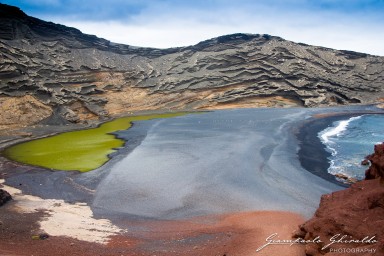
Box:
0;3;179;57
216;33;261;43
188;33;283;51
338;50;369;59
0;3;26;19
0;3;92;41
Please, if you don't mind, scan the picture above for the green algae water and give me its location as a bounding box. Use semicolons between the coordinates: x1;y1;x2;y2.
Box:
2;113;188;172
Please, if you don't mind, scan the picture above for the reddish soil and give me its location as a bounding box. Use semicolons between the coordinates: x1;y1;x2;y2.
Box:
0;202;306;256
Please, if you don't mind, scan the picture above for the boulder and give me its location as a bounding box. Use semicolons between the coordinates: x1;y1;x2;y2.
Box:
365;143;384;181
0;189;12;206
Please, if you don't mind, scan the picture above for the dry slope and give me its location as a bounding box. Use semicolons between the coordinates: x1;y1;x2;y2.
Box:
1;3;384;129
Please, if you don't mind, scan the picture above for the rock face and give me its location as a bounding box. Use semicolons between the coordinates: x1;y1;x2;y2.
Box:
297;143;384;256
365;143;384;180
0;95;52;130
1;3;384;129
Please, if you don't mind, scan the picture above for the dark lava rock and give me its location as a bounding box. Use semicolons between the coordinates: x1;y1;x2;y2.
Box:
0;189;12;206
1;3;384;128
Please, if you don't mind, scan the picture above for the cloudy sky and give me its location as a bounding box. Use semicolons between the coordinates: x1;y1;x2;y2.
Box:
3;0;384;55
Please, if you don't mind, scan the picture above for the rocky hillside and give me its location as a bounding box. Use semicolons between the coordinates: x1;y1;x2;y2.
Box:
1;3;384;129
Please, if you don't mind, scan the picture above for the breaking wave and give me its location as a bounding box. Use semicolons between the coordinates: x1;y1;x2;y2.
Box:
318;114;384;182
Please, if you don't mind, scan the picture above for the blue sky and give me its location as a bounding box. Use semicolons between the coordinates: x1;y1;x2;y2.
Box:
2;0;384;55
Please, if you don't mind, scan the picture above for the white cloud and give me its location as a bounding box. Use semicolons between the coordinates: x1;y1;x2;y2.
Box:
45;3;384;56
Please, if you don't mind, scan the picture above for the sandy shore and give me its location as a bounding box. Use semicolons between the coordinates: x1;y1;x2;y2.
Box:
1;177;305;256
0;187;306;256
1;105;384;255
296;110;384;186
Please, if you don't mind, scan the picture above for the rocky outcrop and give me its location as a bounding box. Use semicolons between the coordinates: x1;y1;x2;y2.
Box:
365;143;384;180
0;188;12;206
296;143;384;255
1;3;384;129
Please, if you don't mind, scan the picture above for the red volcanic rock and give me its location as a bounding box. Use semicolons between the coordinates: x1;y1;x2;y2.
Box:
0;188;12;206
365;143;384;180
296;144;384;256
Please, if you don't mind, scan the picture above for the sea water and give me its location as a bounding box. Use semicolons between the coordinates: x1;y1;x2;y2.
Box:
319;114;384;181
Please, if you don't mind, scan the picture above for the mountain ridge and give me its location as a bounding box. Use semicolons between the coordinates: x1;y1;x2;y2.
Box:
1;3;384;129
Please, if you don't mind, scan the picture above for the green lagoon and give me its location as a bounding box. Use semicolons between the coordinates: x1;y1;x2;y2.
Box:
2;112;187;172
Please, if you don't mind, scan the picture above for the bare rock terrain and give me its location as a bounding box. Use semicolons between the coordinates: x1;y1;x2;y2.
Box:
1;3;384;129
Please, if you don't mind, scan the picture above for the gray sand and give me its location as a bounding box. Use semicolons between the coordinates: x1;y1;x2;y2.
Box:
4;106;380;221
92;107;350;219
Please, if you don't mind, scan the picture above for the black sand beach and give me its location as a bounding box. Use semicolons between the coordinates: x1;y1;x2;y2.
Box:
296;107;384;187
91;107;344;220
296;114;357;187
1;105;384;256
2;106;383;217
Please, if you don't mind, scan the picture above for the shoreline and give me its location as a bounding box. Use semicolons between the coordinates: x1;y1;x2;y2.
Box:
1;106;382;203
1;171;306;256
0;111;193;173
296;109;384;187
1;105;383;255
296;114;354;187
1;106;379;208
0;108;202;151
0;187;306;256
90;107;342;220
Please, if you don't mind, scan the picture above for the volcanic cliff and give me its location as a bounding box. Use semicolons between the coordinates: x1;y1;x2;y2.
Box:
296;143;384;256
1;3;384;130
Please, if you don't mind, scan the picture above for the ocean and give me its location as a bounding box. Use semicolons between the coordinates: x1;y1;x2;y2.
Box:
319;114;384;182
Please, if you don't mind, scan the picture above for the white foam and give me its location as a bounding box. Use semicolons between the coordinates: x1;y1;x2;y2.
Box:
319;116;362;144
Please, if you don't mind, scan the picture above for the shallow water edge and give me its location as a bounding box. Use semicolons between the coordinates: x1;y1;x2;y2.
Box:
1;112;190;172
1;105;383;220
